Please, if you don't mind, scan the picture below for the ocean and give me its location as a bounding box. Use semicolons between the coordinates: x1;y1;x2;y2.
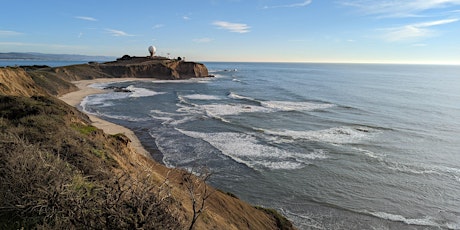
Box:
0;60;95;67
11;61;460;229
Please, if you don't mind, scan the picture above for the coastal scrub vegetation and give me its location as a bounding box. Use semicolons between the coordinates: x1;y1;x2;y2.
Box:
0;67;296;229
0;95;181;229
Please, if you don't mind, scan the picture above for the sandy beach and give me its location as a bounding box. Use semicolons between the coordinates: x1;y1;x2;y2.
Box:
59;78;155;158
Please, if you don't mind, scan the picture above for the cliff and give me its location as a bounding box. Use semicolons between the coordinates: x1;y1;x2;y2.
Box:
0;68;46;96
25;57;211;94
0;67;295;230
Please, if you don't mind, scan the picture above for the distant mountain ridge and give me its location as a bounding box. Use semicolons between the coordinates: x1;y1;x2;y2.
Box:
0;52;115;61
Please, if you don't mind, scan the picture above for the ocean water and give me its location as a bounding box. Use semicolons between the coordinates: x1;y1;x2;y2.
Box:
0;60;96;67
80;62;460;229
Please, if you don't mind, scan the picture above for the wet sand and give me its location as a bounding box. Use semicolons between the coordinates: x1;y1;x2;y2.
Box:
59;78;155;158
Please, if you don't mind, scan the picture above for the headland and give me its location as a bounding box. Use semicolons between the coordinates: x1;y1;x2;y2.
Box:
0;56;295;230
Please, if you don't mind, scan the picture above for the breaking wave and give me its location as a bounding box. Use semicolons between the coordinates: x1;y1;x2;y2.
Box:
177;129;328;170
264;126;377;144
180;94;222;100
126;85;165;98
365;211;446;228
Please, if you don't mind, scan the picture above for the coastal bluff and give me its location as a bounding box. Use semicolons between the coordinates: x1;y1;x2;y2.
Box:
61;56;212;80
25;56;212;95
0;66;295;229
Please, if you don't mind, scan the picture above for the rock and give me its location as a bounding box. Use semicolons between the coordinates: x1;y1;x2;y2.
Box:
34;56;214;82
117;55;132;61
103;86;132;93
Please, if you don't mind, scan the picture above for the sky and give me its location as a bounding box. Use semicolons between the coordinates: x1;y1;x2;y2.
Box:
1;0;460;64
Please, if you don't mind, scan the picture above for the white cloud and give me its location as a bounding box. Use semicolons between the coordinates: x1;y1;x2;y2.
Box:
380;18;459;41
213;21;250;33
264;0;312;9
153;24;164;29
0;30;22;36
183;16;191;20
75;16;97;21
414;18;459;26
105;29;135;37
342;0;460;17
193;37;213;43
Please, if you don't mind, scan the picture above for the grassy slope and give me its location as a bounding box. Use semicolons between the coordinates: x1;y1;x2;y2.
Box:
0;67;295;230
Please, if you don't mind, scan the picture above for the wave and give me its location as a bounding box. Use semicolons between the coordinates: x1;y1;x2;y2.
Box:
82;85;164;109
228;92;334;112
80;93;130;115
264;126;377;144
172;92;337;124
126;85;165;98
149;109;175;122
365;211;445;228
351;146;457;178
261;100;334;111
81;95;111;110
202;104;272;116
152;79;212;84
227;92;259;102
176;129;328;170
181;94;222;100
384;161;441;175
97;113;151;122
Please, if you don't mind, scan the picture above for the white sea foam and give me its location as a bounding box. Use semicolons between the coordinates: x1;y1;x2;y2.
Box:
81;86;164;113
80;93;128;115
367;211;440;227
202;103;272;116
352;147;449;176
126;85;165;98
152;79;211;84
265;126;375;144
229;92;334;112
385;162;441;175
97;113;151;122
149;109;175;122
177;129;327;170
181;94;221;100
227;92;257;101
354;147;385;160
261;101;334;111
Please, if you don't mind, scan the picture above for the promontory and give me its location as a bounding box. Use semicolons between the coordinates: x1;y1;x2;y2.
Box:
0;56;296;230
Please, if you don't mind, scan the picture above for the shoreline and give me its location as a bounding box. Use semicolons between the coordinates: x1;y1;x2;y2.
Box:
59;78;156;159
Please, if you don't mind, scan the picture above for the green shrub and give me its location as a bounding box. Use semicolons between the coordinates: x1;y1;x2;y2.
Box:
255;206;294;230
71;123;99;136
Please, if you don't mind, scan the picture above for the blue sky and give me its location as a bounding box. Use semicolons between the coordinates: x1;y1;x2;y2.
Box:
1;0;460;64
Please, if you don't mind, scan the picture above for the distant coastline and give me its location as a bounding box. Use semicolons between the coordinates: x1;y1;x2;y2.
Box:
0;52;115;61
0;52;116;68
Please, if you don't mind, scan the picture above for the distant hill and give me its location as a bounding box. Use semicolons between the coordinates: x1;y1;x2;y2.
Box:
0;52;115;61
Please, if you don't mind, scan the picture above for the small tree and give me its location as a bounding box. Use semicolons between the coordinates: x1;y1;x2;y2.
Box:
182;167;214;230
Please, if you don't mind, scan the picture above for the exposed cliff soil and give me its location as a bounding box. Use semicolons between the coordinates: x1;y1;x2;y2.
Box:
24;57;212;96
0;67;295;229
0;68;46;96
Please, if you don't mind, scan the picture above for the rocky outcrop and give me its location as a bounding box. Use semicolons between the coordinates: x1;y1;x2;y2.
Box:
28;57;213;83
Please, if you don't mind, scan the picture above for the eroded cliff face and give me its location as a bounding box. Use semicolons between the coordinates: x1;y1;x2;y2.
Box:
30;57;213;83
0;68;45;96
0;67;295;230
